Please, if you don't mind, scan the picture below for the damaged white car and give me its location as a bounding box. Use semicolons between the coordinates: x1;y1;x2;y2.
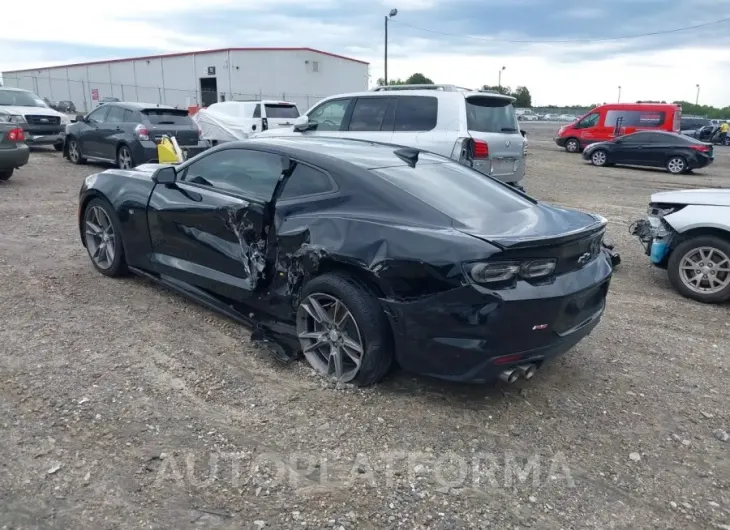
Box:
631;189;730;303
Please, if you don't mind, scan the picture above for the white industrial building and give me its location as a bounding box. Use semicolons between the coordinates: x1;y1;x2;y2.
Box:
1;47;370;113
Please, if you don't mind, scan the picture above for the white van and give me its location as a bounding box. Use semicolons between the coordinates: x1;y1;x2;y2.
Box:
193;100;300;144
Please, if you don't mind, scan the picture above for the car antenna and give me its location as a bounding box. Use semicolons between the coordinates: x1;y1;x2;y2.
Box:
393;147;419;168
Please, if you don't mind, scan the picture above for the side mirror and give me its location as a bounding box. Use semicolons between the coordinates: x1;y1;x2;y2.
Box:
520;130;527;138
292;115;311;132
153;166;177;184
75;114;86;123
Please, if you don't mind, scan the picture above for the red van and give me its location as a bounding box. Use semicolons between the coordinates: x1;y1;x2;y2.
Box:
555;103;682;153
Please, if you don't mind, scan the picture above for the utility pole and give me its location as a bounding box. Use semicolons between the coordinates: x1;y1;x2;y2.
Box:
498;66;506;91
384;8;398;86
617;85;621;103
695;84;700;105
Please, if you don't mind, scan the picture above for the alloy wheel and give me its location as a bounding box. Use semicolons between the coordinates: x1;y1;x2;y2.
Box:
296;293;364;383
667;157;685;174
118;147;133;169
68;140;80;163
84;205;116;269
566;140;579;152
678;246;730;295
591;150;607;166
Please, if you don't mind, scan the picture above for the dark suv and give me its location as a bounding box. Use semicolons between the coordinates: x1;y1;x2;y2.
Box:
63;102;209;169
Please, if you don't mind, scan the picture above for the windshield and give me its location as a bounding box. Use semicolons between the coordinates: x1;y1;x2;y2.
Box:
372;158;534;227
466;97;519;133
264;104;299;119
0;89;47;107
142;109;193;125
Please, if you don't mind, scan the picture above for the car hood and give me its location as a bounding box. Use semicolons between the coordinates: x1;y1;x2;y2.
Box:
0;105;64;117
651;189;730;207
454;202;605;248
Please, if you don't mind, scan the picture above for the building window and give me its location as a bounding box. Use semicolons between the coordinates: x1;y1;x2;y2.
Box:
312;61;319;73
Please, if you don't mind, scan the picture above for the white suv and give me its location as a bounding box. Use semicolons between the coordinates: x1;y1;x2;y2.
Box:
253;84;527;190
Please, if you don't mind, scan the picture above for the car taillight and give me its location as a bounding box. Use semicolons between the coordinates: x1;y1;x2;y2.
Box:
472;139;488;158
7;127;25;142
134;124;150;140
689;144;710;152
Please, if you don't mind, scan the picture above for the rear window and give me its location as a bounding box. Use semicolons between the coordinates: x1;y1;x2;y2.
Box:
142;109;193;125
372;160;533;225
264;104;299;119
466;97;519;133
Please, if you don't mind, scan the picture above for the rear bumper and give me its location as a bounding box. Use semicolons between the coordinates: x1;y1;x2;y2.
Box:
381;253;613;383
689;156;713;170
0;143;30;170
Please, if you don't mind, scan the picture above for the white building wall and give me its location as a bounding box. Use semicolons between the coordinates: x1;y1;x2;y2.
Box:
2;49;369;113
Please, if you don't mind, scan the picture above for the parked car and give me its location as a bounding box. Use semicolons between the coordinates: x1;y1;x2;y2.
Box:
583;131;713;174
630;189;730;303
680;117;711;138
556;103;681;153
252;84;528;191
0;87;69;151
97;97;120;107
558;114;576;122
193;100;300;143
0;124;30;180
78;136;614;385
56;100;77;113
64;102;208;169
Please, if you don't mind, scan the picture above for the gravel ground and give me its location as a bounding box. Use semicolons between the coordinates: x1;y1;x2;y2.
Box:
1;135;729;530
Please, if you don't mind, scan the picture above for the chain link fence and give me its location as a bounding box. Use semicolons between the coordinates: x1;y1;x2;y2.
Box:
1;74;329;114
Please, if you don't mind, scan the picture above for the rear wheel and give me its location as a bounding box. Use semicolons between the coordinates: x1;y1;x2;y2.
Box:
666;156;687;174
667;236;730;303
565;138;581;153
53;141;64;152
296;273;393;386
590;149;608;166
117;145;135;170
0;169;13;181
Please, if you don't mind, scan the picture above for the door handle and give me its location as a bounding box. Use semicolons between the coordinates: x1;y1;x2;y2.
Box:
115;127;122;131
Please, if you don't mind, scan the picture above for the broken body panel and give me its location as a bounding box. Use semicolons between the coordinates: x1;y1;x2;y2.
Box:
78;138;614;382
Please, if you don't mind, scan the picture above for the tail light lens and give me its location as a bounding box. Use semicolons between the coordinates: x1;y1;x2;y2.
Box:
466;258;557;285
689;144;710;152
134;124;150;141
472;139;488;158
7;127;25;142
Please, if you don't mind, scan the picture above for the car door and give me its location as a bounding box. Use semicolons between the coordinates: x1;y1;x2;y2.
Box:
97;105;126;160
146;147;288;301
342;96;394;144
572;112;601;145
78;106;109;157
612;132;652;165
301;97;354;138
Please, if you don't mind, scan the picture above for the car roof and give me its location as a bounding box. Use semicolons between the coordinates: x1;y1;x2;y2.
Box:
104;102;178;111
313;88;515;102
220;136;448;170
0;87;32;92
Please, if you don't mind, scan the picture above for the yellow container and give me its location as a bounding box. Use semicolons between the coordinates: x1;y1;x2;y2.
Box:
157;136;180;164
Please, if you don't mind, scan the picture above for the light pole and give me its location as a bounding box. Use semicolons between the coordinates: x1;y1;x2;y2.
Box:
384;8;398;86
617;85;621;103
695;84;700;105
498;66;506;91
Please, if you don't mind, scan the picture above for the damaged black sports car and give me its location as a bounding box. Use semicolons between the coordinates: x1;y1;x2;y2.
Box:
78;137;615;386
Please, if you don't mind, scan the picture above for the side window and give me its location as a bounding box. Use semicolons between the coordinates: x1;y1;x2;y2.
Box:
574;113;599;129
252;104;261;118
279;163;335;200
307;98;352;131
181;149;283;199
87;106;109;123
123;109;136;122
606;110;666;127
622;133;652;144
348;98;390;132
393;96;438;132
105;106;125;123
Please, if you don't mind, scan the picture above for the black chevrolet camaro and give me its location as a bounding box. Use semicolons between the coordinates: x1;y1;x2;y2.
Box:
78;137;614;386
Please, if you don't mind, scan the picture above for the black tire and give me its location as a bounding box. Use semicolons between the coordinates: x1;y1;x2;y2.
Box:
723;137;730;146
67;137;86;165
590;149;608;166
53;142;64;152
666;156;687;174
298;272;394;386
117;145;135;170
564;138;581;153
0;169;13;181
81;197;128;277
667;235;730;304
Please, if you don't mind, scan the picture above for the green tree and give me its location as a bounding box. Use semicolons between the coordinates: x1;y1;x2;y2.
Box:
512;86;532;108
481;84;511;96
376;73;434;86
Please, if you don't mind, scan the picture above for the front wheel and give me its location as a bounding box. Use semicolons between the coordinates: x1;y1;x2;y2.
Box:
667;236;730;303
296;273;393;386
0;169;13;181
82;198;128;277
565;138;581;153
666;156;687;174
117;145;135;170
590;149;608;166
67;138;86;165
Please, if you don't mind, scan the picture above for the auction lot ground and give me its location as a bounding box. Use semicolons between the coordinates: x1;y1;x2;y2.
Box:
1;125;728;530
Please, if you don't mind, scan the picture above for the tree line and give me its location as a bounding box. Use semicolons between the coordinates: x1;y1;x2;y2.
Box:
376;75;730;118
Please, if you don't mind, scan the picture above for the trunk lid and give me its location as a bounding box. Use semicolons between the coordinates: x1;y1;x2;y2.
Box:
464;94;524;181
141;108;200;146
262;102;300;130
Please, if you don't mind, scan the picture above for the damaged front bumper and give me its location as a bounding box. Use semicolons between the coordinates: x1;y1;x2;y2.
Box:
630;214;675;268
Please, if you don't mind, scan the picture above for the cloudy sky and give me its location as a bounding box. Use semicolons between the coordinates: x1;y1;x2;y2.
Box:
2;0;730;107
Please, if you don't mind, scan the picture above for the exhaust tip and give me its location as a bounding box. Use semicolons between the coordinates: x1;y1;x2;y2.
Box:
499;369;520;384
517;364;537;380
